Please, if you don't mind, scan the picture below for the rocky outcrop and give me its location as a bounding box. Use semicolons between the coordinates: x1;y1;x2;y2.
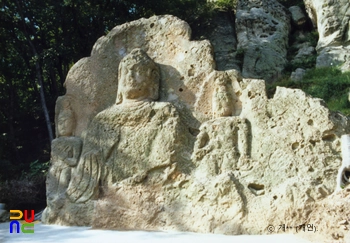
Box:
205;11;239;71
293;44;315;62
289;6;307;26
298;187;350;242
304;0;350;70
235;0;291;82
336;135;350;191
290;68;306;81
43;15;350;240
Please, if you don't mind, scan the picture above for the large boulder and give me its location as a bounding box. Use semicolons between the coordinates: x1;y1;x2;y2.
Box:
290;68;306;81
289;6;307;26
304;0;350;70
235;0;291;82
43;15;350;240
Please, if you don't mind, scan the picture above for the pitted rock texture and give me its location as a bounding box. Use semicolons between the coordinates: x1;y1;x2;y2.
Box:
290;68;306;81
289;6;307;26
235;0;290;82
43;15;350;241
296;187;350;242
205;11;240;71
304;0;350;70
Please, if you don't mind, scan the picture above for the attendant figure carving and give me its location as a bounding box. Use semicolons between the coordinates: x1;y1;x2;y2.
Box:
192;117;250;177
193;73;250;177
45;97;82;214
212;75;235;118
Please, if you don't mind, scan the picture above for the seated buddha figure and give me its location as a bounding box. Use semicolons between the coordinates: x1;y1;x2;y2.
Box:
66;48;192;203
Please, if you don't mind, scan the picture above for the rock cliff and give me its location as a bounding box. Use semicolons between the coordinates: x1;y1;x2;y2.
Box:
304;0;350;70
42;13;350;242
235;0;290;82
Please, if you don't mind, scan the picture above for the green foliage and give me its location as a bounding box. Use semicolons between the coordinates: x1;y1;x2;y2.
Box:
296;31;319;47
21;160;50;180
285;54;317;72
215;0;238;11
0;159;48;209
267;67;350;116
0;0;215;182
266;76;299;98
285;31;318;72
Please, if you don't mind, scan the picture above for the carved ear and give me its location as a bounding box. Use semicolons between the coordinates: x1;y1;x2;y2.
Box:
116;62;124;104
116;92;123;104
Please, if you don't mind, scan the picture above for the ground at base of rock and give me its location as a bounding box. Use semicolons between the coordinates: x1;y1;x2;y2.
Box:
0;222;320;243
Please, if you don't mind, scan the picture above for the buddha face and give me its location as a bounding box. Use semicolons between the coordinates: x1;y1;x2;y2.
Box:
57;100;74;137
57;113;74;137
116;49;160;104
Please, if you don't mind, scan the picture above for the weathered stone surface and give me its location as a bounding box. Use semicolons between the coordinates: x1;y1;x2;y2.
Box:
336;135;350;190
342;59;350;73
304;0;350;49
42;92;88;225
61;15;215;137
294;45;315;61
298;187;350;242
44;15;350;240
195;70;243;120
235;0;291;82
44;41;197;225
290;68;306;81
316;46;350;69
205;11;240;71
289;6;307;26
93;82;350;234
304;0;350;70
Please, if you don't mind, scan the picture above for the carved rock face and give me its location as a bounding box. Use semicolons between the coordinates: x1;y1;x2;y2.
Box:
62;15;215;136
44;15;350;241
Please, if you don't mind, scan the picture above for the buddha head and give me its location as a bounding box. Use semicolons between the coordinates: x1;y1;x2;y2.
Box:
116;48;160;104
57;98;75;137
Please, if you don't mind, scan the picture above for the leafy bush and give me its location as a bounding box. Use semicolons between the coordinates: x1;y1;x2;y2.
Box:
277;0;304;8
296;31;319;47
215;0;238;11
267;67;350;116
285;31;319;72
285;54;317;72
21;160;49;180
0;160;49;210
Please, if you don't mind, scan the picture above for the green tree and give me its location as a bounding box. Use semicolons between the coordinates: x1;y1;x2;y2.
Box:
0;0;213;181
